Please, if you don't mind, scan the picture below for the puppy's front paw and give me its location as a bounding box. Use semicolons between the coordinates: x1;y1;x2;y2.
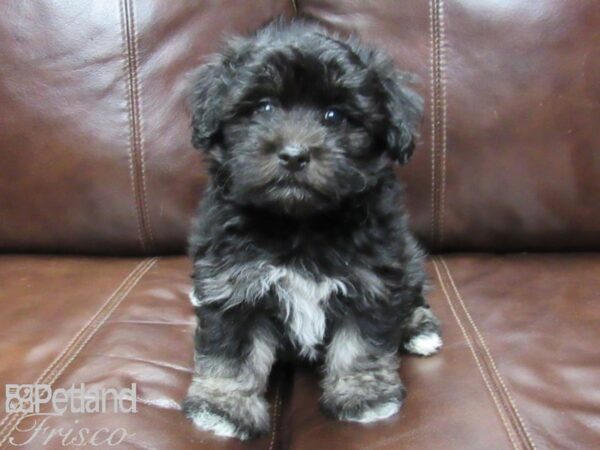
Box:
183;398;245;439
404;331;443;356
321;372;406;424
335;399;402;424
182;393;270;440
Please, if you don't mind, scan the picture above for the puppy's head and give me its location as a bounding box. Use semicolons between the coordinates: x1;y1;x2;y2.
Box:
191;21;422;216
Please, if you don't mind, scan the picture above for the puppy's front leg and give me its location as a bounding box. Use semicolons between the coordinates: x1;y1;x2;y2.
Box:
321;323;405;423
183;301;277;440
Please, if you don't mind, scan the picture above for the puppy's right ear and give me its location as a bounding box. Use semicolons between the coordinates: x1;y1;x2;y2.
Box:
191;57;230;151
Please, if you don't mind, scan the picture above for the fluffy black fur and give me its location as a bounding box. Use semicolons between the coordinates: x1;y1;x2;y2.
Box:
183;20;441;439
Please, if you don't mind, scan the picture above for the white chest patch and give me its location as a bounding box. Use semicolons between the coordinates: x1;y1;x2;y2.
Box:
268;267;347;360
190;265;348;360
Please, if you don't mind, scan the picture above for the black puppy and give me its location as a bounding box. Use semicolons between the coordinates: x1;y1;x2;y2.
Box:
183;20;442;439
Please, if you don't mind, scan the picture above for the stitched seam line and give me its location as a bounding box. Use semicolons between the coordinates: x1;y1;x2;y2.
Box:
438;0;448;248
432;257;520;450
120;0;145;252
0;258;158;447
290;0;298;15
127;0;154;250
429;0;447;250
439;258;537;450
268;378;283;450
120;0;154;253
428;0;438;248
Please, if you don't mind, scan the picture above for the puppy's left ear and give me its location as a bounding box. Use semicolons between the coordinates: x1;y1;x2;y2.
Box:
380;72;424;165
348;40;424;164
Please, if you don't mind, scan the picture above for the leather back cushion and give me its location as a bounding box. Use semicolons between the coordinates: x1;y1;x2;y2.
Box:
0;0;598;254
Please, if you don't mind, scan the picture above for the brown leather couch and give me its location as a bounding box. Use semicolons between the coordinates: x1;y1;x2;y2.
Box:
1;1;598;449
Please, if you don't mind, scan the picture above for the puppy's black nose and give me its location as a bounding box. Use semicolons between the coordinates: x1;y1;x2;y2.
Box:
278;145;310;172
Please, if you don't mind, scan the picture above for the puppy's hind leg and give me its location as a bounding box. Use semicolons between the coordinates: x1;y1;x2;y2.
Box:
183;305;277;440
402;300;443;356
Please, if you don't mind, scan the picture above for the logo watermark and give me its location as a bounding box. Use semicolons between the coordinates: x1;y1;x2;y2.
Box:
5;383;137;447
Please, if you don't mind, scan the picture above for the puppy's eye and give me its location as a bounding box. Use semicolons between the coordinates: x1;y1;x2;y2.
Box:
255;100;275;114
323;108;344;125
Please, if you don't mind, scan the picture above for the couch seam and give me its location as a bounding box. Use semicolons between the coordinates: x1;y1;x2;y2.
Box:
439;258;538;450
429;0;448;250
268;376;283;450
120;0;155;253
0;258;158;447
120;0;145;252
428;0;437;248
127;0;155;251
438;0;448;248
432;257;520;450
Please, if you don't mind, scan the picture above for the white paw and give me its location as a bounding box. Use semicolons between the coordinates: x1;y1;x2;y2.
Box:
404;332;443;356
346;401;400;424
188;290;201;307
190;410;249;440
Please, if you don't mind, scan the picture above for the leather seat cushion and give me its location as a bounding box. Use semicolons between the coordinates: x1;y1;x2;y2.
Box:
0;254;598;449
